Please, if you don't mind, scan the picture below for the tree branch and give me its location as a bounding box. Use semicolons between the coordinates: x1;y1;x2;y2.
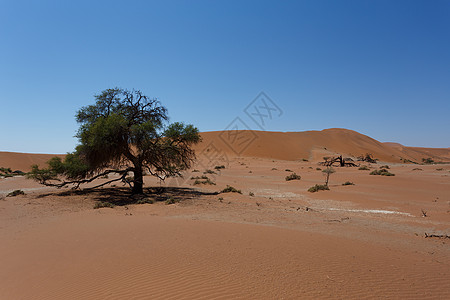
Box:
39;168;132;189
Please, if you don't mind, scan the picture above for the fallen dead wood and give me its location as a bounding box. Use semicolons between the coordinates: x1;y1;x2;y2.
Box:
318;155;359;167
324;217;350;223
357;153;377;163
424;233;450;239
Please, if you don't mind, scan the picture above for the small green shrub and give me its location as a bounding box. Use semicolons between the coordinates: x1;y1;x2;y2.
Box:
194;178;216;185
285;169;292;172
93;201;115;209
359;165;370;170
302;158;309;162
1;168;25;177
271;168;277;170
380;165;390;169
436;168;444;171
401;158;417;164
370;169;395;176
249;192;254;196
192;169;200;172
220;185;242;194
422;158;434;164
136;198;153;204
0;167;12;173
6;189;25;197
342;181;355;186
308;184;329;193
316;168;322;171
412;168;423;171
204;169;216;174
214;165;225;170
285;173;301;181
165;197;180;205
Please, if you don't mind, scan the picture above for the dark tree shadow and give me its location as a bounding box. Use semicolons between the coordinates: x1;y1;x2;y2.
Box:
35;186;218;206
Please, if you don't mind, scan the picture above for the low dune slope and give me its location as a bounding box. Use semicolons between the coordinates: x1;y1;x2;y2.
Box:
196;128;447;163
1;129;448;170
0;152;64;172
384;142;450;162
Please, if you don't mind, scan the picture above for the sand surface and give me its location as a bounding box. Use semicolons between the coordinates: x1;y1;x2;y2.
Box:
1;130;450;299
1;153;450;299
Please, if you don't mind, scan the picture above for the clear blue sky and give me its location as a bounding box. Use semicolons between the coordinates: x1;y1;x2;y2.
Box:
1;0;449;153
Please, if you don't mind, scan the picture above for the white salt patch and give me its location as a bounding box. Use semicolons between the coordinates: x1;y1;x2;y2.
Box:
326;207;412;216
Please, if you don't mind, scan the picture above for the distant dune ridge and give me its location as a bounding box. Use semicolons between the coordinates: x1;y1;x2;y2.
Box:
0;152;65;172
1;128;449;171
195;128;450;163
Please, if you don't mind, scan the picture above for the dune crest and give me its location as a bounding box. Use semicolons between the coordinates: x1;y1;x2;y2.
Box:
2;129;449;171
195;128;450;163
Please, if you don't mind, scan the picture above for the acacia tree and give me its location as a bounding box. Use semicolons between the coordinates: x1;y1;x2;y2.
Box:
322;167;335;186
28;88;201;194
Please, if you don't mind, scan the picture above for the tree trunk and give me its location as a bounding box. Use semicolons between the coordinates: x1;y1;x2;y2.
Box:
132;167;144;194
339;156;345;167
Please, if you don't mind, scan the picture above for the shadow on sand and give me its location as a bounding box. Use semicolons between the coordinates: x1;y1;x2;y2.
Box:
36;186;218;206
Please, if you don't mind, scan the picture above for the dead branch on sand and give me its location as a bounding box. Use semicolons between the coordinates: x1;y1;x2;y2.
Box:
319;155;359;167
424;233;450;239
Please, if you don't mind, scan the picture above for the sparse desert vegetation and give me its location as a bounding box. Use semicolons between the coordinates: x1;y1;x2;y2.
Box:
285;173;301;181
370;169;395;176
165;197;181;205
422;158;435;164
220;185;242;194
308;184;330;192
0;167;26;178
194;178;216;185
136;198;154;204
93;201;115;209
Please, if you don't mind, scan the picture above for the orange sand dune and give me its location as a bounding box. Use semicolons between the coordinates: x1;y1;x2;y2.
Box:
0;152;65;172
1;129;448;172
195;128;449;163
384;142;450;162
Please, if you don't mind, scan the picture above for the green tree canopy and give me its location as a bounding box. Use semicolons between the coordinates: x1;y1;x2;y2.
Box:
28;88;201;194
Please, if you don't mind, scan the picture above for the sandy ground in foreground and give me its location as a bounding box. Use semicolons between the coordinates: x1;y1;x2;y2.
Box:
1;158;450;299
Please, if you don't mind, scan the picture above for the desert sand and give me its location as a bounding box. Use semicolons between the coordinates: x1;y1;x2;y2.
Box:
1;129;450;299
